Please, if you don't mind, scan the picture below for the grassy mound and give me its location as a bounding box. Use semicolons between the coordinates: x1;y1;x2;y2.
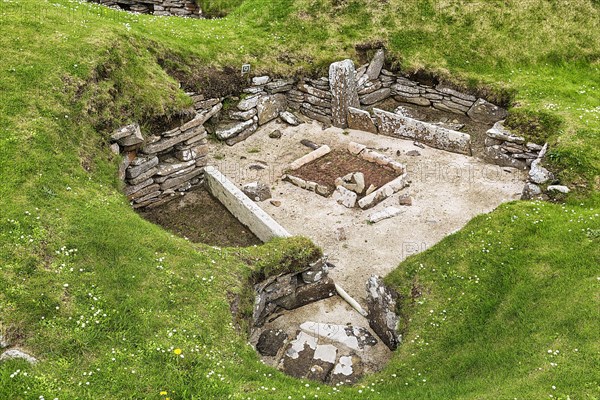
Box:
1;1;598;398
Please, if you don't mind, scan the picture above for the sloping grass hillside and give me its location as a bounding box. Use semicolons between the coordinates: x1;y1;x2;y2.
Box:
0;0;598;399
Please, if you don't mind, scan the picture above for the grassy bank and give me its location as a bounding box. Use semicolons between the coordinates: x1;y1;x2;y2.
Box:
1;0;598;398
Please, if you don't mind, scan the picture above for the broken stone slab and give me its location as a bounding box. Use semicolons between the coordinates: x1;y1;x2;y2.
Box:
256;329;288;357
358;173;409;210
288;277;337;309
126;156;159;179
237;94;261;111
432;100;470;114
266;79;296;93
0;349;38;364
360;88;391;105
367;206;402;223
124;178;154;197
486;120;525;144
467;98;508;124
299;322;377;351
194;97;220;111
252;75;270;86
335;172;365;195
366;275;400;351
154;166;196;184
279;111;301;126
289;145;331;170
215;118;256;140
358;80;383;95
373;108;472;155
333;185;358;208
347;107;378;133
229;108;257;121
241;181;272;202
329;59;360;128
547;185;570;194
257;94;288;125
365;48;385;80
225;121;259;146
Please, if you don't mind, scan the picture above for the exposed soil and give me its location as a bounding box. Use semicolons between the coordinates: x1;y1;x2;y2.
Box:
139;187;260;247
291;149;400;194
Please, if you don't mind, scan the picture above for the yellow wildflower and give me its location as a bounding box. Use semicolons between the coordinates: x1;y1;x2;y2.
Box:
160;391;167;396
173;348;182;355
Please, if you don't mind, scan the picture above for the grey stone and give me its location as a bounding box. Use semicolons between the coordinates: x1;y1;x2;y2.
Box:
265;79;296;93
124;178;154;197
391;83;420;95
484;146;527;169
109;143;120;155
360;88;391;105
526;142;544;151
395;96;431;107
194;98;220;111
297;83;332;100
406;150;421;156
237;94;261;111
159;168;203;191
374;108;472;155
529;159;553;184
127;183;159;201
304;94;332;108
436;86;477;101
225;121;259;146
547;185;570;194
467;98;508;124
486;121;525;144
432;100;469;114
241;181;271;202
366;48;385;80
333;186;357;208
301;269;324;284
155;160;196;176
347;107;377;134
229;108;257;121
329;59;360;128
215;118;256;140
111;123;140;141
126;156;159;179
521;182;543;200
329;354;364;385
280;111;301;126
299;107;332;125
256;94;287;125
357;80;383;95
256;329;287;356
367;206;402;223
0;333;8;349
127;166;158;186
366;275;400;350
269;130;282;139
398;194;413;206
252;76;270;86
0;349;37;364
115;124;144;149
299;322;377;351
281;332;335;382
141;128;201;154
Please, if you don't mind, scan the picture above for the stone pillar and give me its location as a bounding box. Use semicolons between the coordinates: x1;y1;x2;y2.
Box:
329;59;360;128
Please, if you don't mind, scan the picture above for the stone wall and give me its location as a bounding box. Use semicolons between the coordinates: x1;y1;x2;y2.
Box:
90;0;202;18
110;95;219;209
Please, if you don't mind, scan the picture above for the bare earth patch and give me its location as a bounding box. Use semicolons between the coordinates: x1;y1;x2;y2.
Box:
292;149;399;193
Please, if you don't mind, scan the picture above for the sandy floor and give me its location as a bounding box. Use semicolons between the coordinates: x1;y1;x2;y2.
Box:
208;117;525;369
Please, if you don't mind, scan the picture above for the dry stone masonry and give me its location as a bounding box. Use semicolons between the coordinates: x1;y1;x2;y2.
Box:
90;0;202;17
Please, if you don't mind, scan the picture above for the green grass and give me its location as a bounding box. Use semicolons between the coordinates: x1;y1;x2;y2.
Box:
1;0;599;399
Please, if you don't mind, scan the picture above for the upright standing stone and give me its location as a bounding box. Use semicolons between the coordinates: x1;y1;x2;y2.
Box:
329;60;360;128
365;48;385;81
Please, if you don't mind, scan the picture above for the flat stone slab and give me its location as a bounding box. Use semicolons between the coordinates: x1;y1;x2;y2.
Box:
368;206;402;223
0;349;37;364
299;322;377;351
373;108;472;155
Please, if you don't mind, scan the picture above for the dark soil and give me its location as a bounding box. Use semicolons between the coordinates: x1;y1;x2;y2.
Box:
140;187;261;247
292;150;399;194
374;98;493;155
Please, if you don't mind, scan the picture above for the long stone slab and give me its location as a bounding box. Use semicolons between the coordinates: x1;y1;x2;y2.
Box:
204;167;291;242
373;108;472;155
329;59;360;128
